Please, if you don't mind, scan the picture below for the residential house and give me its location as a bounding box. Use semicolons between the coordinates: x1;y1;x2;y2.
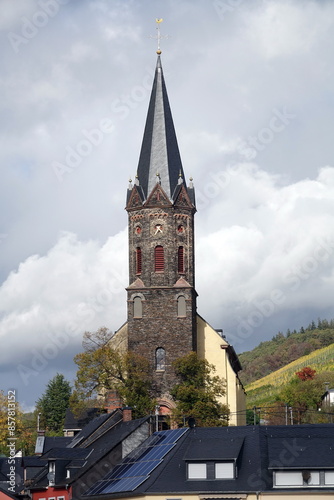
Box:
24;408;151;500
84;423;334;499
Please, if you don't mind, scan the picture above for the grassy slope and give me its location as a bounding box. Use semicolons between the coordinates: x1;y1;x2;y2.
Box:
239;326;334;386
245;342;334;407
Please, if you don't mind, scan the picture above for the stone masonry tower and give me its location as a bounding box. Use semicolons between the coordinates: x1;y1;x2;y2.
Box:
125;55;197;402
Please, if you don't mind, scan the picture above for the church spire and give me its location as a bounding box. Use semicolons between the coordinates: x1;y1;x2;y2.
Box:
136;55;190;202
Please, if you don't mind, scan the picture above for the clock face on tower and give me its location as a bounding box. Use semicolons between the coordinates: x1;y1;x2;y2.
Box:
150;220;165;236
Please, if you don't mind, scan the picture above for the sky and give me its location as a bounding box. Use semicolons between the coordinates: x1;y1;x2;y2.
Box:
1;0;334;411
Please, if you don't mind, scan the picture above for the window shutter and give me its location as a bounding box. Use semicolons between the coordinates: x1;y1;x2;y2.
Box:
136;247;142;274
155;246;164;272
178;246;184;273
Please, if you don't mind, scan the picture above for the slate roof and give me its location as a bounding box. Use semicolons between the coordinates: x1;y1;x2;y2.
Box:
64;407;106;431
27;413;150;493
68;409;122;448
67;416;150;486
136;55;185;202
84;424;334;498
43;436;72;453
132;55;195;208
0;457;24;494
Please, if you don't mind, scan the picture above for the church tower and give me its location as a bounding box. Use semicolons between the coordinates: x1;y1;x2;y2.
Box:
125;54;197;401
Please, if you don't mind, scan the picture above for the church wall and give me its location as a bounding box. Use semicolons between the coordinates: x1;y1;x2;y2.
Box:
196;314;246;425
110;323;128;353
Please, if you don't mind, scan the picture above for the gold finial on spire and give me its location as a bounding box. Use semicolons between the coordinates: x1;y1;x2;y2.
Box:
150;18;169;54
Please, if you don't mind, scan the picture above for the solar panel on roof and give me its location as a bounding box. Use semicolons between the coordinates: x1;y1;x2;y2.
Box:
84;427;188;496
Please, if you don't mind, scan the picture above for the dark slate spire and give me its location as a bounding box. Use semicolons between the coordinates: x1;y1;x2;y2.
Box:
136;56;187;202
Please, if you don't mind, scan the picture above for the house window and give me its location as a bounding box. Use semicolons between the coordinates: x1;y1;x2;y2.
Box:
178;246;184;273
177;296;186;317
325;471;334;485
136;247;142;274
57;497;65;500
188;463;207;479
133;296;142;318
156;348;166;371
155;245;164;272
274;471;320;487
215;462;234;479
275;471;303;486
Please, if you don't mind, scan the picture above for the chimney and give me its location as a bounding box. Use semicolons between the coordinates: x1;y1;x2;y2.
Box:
122;407;132;422
105;390;122;413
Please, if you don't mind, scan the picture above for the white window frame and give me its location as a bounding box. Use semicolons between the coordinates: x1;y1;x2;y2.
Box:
274;470;321;488
325;471;334;485
215;462;235;479
188;463;207;479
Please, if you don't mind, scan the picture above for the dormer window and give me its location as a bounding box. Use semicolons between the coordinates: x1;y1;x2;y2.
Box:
188;463;207;479
215;462;234;479
187;462;235;480
274;470;327;488
48;460;56;486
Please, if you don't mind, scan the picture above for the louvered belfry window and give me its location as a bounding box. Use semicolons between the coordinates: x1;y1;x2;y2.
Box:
136;247;142;274
154;245;164;272
178;246;184;273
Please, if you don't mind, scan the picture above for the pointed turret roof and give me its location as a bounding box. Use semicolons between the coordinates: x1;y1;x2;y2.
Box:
136;56;190;203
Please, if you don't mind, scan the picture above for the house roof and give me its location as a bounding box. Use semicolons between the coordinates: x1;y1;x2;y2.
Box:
83;424;334;498
68;409;123;448
27;413;150;492
0;458;24;494
43;436;72;453
64;407;107;431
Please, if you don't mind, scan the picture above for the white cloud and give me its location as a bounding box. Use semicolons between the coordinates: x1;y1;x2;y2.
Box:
196;165;334;346
1;164;334;386
1;0;334;405
246;1;334;59
0;230;127;367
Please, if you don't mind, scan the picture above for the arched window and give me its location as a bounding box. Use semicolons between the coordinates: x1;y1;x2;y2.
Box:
178;246;184;273
177;295;186;317
136;247;142;274
154;245;164;272
156;347;166;371
133;296;142;318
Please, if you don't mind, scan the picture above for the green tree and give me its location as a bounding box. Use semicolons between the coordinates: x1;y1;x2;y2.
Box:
73;327;155;418
278;370;334;424
0;390;25;455
171;352;229;427
36;374;72;434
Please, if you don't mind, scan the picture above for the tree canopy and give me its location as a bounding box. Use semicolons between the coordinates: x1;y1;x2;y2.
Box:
277;369;334;424
73;327;155;418
36;373;72;434
171;352;229;427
